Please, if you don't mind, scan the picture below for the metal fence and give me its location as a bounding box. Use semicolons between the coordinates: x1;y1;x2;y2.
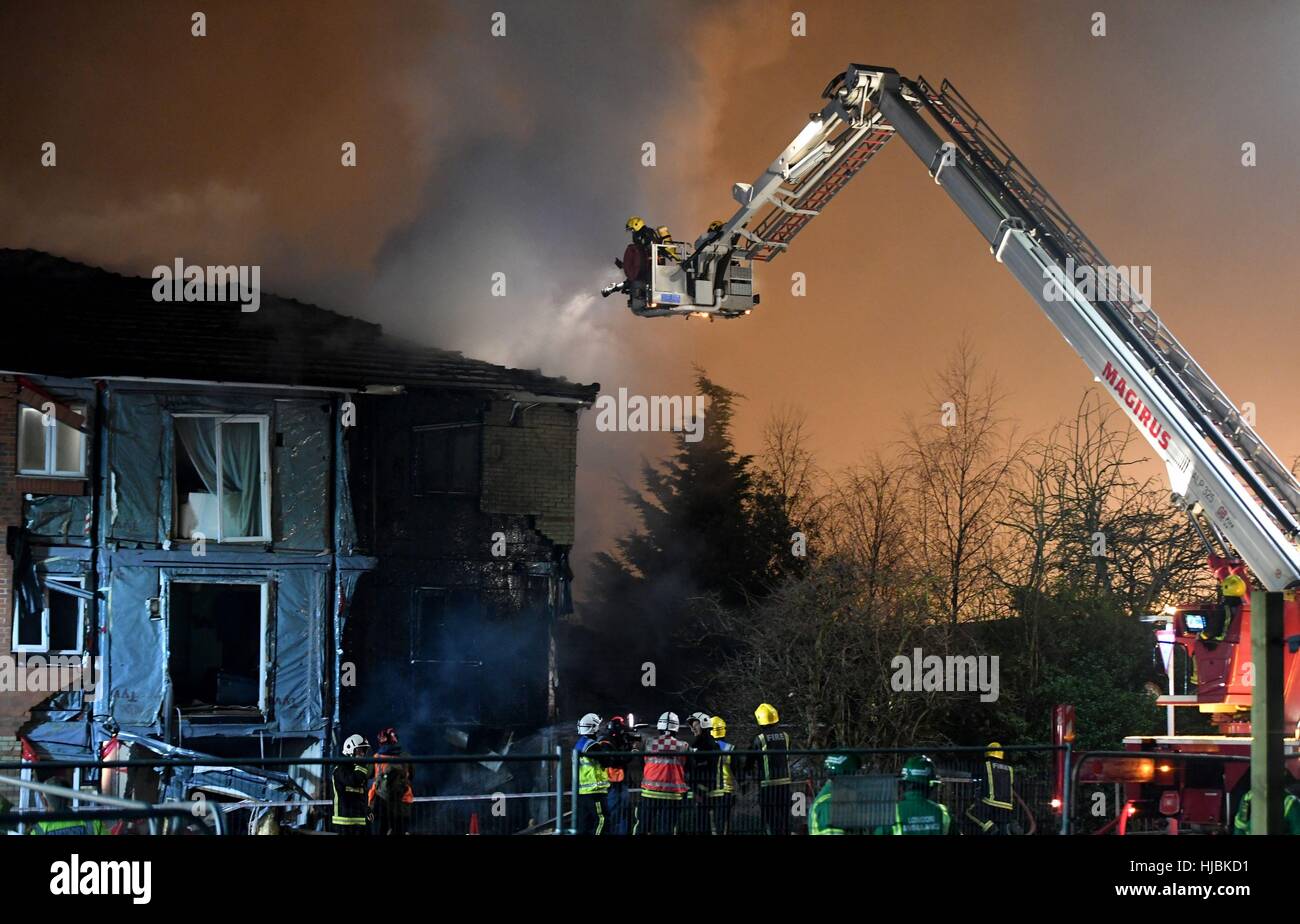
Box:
573;745;1062;836
0;744;1064;835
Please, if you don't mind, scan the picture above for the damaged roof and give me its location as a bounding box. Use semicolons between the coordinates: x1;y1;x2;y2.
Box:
0;249;598;401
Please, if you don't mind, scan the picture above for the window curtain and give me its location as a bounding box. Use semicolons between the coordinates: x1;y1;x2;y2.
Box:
220;421;262;538
176;417;262;538
176;417;219;494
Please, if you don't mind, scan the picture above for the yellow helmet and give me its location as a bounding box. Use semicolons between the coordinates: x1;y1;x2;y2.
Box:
986;742;1004;759
1221;574;1247;598
656;225;672;242
710;716;727;738
708;219;725;232
755;703;779;726
625;215;645;232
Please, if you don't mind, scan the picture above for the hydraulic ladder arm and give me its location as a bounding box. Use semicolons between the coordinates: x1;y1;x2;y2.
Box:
625;63;1300;590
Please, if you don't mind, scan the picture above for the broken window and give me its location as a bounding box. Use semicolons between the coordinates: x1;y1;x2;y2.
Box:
168;581;266;716
411;588;481;722
17;402;86;477
412;423;481;494
174;415;270;542
12;576;86;654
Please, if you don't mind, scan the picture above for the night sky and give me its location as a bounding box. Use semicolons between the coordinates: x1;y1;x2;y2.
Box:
4;1;1299;588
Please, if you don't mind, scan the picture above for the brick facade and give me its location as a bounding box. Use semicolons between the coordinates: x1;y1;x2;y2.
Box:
0;376;45;760
481;402;582;546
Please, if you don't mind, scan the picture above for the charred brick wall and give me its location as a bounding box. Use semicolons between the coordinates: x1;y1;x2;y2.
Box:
481;402;581;546
342;390;582;751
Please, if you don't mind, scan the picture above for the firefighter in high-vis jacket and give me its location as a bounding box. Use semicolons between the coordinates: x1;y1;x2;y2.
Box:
708;715;736;835
641;712;690;835
880;755;956;836
1201;573;1247;646
743;703;793;835
27;774;108;836
332;734;372;835
574;713;610;835
964;742;1017;834
603;714;639;835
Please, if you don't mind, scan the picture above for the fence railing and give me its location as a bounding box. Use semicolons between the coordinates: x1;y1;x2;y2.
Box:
0;744;1065;835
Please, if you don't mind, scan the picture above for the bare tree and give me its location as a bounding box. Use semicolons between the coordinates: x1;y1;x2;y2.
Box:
903;342;1021;623
827;455;910;605
757;404;828;551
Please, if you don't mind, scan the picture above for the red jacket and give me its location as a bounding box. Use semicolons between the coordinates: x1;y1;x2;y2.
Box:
641;733;689;798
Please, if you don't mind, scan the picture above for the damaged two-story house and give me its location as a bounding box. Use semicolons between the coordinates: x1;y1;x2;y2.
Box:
0;250;596;809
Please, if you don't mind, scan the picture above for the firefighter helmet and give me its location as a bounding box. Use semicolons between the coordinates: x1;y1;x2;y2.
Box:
1221;574;1248;598
900;755;938;789
342;734;369;757
708;219;725;232
710;715;727;738
755;703;780;726
987;742;1004;759
689;711;710;728
577;713;602;736
657;711;680;732
626;215;646;232
825;753;861;776
656;225;673;242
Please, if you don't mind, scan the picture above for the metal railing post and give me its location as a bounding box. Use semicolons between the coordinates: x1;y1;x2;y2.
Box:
553;745;563;835
568;745;579;835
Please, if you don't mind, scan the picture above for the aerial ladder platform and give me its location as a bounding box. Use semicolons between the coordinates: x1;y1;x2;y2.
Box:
606;64;1300;830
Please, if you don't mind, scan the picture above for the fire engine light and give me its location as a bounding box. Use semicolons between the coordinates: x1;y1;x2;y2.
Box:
1158;764;1172;773
1162;604;1179;617
1050;798;1062;809
1126;804;1138;816
1079;757;1156;783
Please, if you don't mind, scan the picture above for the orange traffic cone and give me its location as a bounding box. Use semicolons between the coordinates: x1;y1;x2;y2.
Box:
468;811;480;835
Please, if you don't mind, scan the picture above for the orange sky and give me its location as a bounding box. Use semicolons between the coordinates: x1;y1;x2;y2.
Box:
4;0;1299;578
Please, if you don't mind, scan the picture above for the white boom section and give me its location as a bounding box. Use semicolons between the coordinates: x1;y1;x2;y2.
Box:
692;68;897;264
689;63;1300;589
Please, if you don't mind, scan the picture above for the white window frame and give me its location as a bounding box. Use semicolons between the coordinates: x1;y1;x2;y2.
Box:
11;576;87;655
173;413;272;543
166;576;270;716
17;402;87;478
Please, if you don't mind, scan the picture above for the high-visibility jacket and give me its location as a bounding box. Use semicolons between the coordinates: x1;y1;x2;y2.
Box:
890;792;952;835
977;758;1014;810
745;730;792;786
1233;790;1300;834
576;736;610;795
332;763;370;826
28;818;108;835
809;781;844;836
710;740;735;796
641;733;689;799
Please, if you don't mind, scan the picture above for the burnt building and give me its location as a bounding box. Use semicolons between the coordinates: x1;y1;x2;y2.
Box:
0;250;595;805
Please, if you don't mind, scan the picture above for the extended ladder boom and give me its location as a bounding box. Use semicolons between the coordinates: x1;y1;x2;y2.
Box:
667;64;1300;589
